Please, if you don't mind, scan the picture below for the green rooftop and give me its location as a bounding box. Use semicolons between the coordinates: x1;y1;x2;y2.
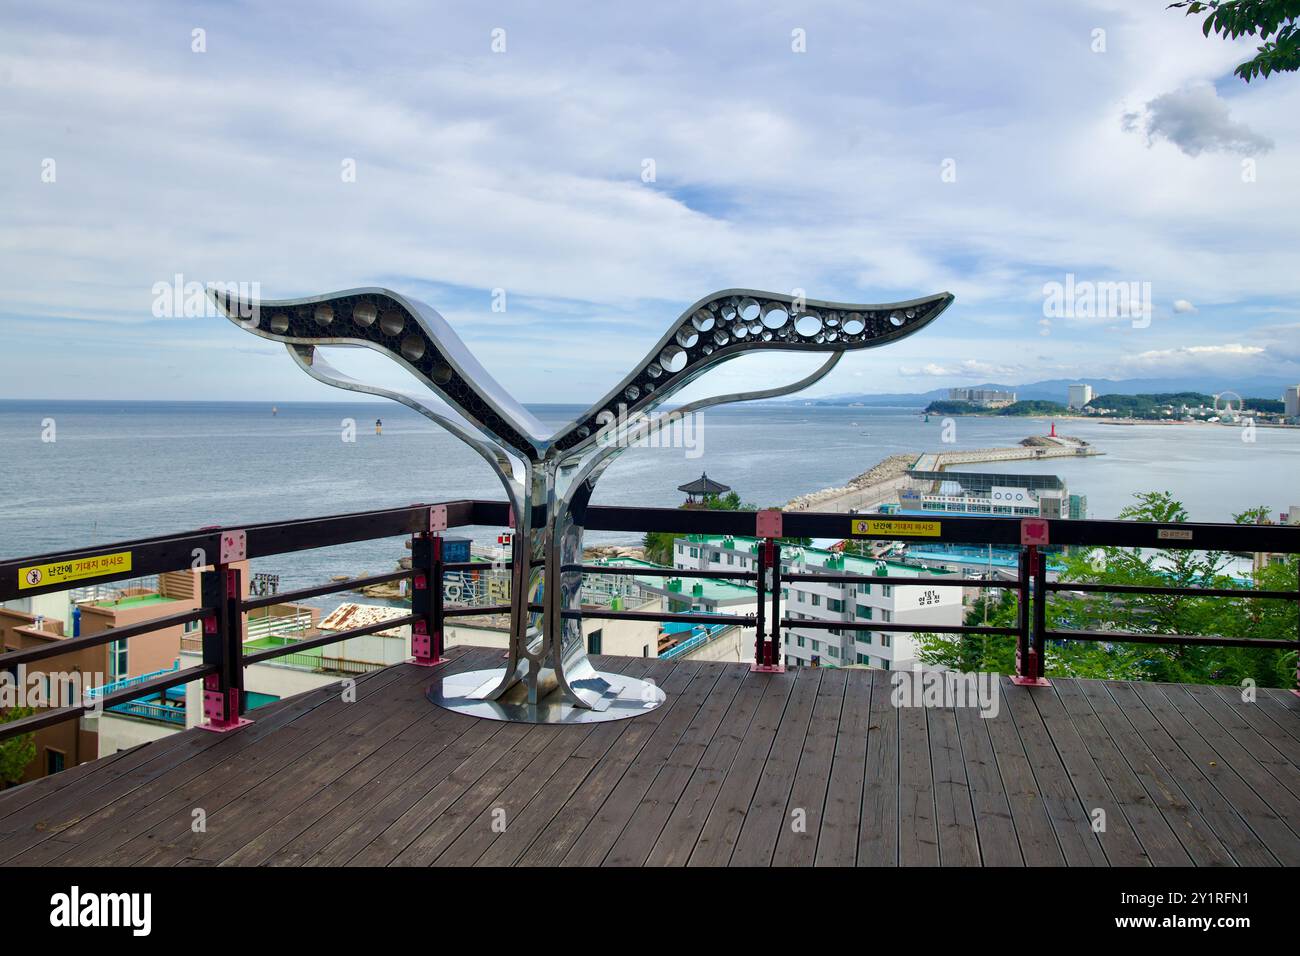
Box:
679;534;955;578
92;593;180;609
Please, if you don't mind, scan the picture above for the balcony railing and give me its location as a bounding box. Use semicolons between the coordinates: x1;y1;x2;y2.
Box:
2;499;1298;740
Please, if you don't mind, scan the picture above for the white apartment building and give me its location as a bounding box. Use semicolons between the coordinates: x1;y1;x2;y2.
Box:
673;535;962;669
1067;383;1094;409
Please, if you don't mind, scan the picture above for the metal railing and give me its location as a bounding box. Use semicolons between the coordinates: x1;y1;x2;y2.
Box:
2;499;1298;741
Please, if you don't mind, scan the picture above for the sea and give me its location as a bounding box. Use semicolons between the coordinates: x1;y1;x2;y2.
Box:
2;400;1297;600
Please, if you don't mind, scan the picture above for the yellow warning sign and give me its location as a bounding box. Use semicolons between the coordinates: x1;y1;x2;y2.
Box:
18;551;132;590
850;518;942;538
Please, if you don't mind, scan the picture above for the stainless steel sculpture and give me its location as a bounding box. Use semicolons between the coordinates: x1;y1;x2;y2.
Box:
213;286;953;723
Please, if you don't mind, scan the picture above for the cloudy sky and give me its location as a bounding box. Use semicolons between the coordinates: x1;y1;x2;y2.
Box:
2;0;1297;404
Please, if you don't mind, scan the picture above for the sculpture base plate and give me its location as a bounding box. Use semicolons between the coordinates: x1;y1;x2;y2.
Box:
426;666;666;724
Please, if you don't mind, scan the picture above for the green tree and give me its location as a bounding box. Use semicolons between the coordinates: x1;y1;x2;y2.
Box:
917;491;1296;687
0;707;36;786
1170;1;1300;82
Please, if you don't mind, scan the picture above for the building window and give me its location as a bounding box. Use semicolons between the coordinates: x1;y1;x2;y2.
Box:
827;646;840;659
587;629;603;655
689;547;699;558
726;553;735;566
796;636;806;648
881;609;892;623
811;594;821;607
856;605;873;620
111;639;128;680
811;640;821;652
881;634;892;647
856;631;873;645
46;749;65;775
856;653;870;664
828;599;845;613
861;583;871;596
882;585;893;598
643;644;651;657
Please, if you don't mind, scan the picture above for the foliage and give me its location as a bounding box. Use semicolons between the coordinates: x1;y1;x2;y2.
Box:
0;707;36;786
641;490;810;564
916;491;1297;687
1170;1;1300;82
922;399;1068;416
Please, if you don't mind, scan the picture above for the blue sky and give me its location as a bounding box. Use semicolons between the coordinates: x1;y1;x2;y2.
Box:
2;0;1298;404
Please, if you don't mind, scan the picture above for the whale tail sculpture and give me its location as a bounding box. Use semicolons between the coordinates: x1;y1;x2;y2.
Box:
212;285;953;723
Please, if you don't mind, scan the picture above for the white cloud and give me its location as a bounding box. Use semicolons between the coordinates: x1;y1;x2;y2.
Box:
1172;299;1197;313
1122;83;1274;157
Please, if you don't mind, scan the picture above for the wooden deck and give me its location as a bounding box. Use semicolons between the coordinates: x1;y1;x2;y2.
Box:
2;645;1298;866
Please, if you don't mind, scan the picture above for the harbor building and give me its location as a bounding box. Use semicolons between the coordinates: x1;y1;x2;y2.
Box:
946;387;1016;407
672;535;961;669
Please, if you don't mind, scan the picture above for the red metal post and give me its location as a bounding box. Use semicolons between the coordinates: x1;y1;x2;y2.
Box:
1011;545;1051;687
410;531;448;667
198;564;252;732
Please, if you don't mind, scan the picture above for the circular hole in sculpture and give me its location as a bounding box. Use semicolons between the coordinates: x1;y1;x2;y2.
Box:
889;311;904;327
659;345;687;373
761;304;789;329
738;298;760;321
625;385;640;401
713;329;730;346
400;334;425;361
313;304;334;326
731;323;748;338
841;315;865;335
795;313;823;337
721;304;737;321
646;362;663;378
692;310;715;332
677;326;699;348
269;314;290;334
353;302;377;327
430;362;453;385
379;310;405;336
906;308;916;319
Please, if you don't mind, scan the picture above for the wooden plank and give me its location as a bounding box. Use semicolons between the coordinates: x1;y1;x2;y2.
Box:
980;678;1063;866
1210;683;1300;768
1001;679;1108;866
1027;680;1149;866
1101;681;1278;866
398;657;650;866
466;658;657;867
686;668;797;866
925;702;980;867
514;659;696;866
952;697;1022;866
559;662;727;865
730;667;823;866
62;660;444;866
896;697;938;866
643;667;770;866
1183;684;1300;798
602;662;751;866
772;668;846;866
814;668;871;866
1130;681;1300;863
0;666;409;864
1050;679;1192;866
857;669;900;866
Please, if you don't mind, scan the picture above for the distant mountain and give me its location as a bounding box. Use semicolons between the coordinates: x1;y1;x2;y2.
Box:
797;376;1300;407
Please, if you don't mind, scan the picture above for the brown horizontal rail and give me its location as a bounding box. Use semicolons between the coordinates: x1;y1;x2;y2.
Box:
1047;629;1298;650
0;663;216;742
443;604;511;618
0;606;208;669
565;563;759;581
562;609;756;627
1048;581;1298;600
782;571;1017;588
780;617;1018;636
242;614;420;665
244;569;414;610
